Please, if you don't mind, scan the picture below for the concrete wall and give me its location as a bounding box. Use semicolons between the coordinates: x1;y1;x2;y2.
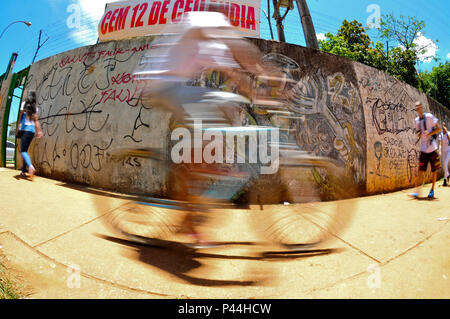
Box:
21;36;450;196
354;62;450;194
24;37;172;195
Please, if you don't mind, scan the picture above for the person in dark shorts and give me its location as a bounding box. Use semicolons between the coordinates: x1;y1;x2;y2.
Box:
410;101;441;198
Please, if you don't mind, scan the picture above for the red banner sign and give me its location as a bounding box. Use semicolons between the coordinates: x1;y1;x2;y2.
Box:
98;0;261;42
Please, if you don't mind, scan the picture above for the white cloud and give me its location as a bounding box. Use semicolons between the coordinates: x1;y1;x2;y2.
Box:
78;0;116;20
317;33;326;41
397;32;438;63
68;0;121;45
447;53;450;59
414;32;438;63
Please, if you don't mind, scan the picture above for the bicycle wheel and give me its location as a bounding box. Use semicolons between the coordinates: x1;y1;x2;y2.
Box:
104;198;189;243
246;153;357;248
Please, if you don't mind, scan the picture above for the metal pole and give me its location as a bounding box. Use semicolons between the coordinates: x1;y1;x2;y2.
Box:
265;0;274;40
31;30;49;64
272;0;286;42
0;21;32;40
295;0;319;49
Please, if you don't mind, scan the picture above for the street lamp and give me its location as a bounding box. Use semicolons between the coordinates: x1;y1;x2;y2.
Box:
0;21;32;40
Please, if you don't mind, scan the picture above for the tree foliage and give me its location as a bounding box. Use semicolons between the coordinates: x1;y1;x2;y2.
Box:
378;14;426;51
319;19;418;86
420;62;450;108
318;16;447;108
319;20;380;66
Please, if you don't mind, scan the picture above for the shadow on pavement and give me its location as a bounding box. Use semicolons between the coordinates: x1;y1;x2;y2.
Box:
94;233;341;287
13;174;32;181
94;233;266;287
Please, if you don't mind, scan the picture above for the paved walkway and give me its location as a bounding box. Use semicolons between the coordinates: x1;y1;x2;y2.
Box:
0;167;448;299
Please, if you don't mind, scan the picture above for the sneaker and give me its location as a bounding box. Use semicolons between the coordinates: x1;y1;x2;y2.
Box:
28;165;35;181
444;179;448;187
427;189;434;199
409;192;419;199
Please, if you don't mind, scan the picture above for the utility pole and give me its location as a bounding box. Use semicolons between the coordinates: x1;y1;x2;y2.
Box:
272;0;286;42
295;0;319;49
386;40;390;73
263;0;274;40
31;30;49;64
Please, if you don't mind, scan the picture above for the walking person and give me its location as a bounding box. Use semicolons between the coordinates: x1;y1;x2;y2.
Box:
17;91;43;180
410;101;441;199
439;122;450;186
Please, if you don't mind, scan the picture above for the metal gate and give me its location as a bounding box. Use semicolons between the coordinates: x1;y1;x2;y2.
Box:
0;52;30;168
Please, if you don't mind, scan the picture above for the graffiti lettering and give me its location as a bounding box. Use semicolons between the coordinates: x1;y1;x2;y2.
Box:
124;106;150;143
111;72;137;85
59;44;150;68
99;87;145;106
369;97;414;136
122;157;142;168
70;139;113;171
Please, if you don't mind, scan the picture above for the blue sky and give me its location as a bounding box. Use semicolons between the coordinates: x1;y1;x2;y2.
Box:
0;0;448;76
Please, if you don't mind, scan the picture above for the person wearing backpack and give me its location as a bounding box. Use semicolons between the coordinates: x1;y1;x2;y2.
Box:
438;122;450;186
410;101;441;199
17;90;43;180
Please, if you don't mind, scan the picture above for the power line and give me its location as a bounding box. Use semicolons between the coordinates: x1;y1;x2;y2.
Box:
10;1;446;70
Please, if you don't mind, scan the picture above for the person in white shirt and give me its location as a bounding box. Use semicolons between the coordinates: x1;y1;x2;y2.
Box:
438;122;450;186
410;101;441;199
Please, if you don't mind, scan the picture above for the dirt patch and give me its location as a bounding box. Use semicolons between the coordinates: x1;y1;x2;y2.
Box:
0;253;33;299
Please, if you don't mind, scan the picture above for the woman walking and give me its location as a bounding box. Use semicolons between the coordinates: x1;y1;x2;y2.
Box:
17;91;42;180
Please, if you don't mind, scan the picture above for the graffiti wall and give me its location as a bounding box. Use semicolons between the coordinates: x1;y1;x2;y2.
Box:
199;39;368;192
20;36;449;196
24;37;172;194
354;63;450;193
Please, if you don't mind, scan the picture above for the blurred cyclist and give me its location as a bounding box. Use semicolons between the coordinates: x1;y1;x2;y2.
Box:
134;9;286;248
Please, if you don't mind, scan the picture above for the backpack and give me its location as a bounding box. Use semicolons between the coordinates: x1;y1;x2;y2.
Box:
422;114;438;142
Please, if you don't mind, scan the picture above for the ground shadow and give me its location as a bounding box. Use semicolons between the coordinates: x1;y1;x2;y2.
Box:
94;233;265;287
409;197;439;201
13;174;32;181
58;180;341;286
94;233;339;287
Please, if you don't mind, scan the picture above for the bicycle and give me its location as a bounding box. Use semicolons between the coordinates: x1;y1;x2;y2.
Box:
98;12;356;254
101;85;357;254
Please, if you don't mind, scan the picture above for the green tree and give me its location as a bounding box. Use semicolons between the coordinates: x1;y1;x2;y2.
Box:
420;62;450;108
319;19;400;78
319;16;439;90
377;14;439;87
337;20;371;47
387;46;419;88
378;14;426;51
319;20;386;69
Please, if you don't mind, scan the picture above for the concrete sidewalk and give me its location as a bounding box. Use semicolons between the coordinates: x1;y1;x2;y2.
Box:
0;167;448;299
